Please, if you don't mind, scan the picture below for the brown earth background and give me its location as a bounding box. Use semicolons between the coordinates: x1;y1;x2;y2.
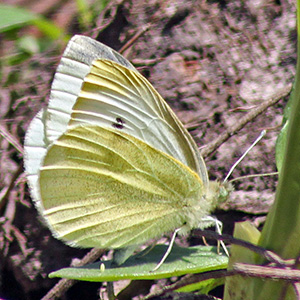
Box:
0;0;296;299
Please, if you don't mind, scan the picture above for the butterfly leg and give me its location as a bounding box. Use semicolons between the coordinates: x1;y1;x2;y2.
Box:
152;228;181;272
200;216;229;256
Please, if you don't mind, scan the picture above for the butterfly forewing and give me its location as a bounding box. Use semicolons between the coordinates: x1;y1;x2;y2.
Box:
69;59;209;184
40;125;212;249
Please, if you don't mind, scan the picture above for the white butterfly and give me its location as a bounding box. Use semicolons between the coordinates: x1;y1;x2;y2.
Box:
24;35;228;255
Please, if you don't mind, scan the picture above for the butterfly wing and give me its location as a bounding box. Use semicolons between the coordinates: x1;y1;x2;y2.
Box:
40;125;211;248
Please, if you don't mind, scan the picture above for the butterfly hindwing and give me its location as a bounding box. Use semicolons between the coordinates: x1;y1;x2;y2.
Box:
40;125;210;249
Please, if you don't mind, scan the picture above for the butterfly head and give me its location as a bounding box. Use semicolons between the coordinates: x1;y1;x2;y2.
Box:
207;180;233;209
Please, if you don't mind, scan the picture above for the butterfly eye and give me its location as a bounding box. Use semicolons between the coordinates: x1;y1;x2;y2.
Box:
112;117;125;129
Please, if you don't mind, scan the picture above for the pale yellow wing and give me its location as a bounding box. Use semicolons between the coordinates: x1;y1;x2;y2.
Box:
68;59;209;185
39;125;213;249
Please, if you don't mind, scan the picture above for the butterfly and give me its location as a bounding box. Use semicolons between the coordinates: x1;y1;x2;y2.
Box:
24;35;229;257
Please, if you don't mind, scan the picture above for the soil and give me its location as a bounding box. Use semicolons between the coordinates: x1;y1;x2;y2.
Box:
0;0;296;299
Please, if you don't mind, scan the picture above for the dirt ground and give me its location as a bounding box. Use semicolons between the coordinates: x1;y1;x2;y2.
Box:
0;0;296;299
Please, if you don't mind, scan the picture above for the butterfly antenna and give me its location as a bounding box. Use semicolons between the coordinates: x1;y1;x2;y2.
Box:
230;171;278;183
223;130;266;183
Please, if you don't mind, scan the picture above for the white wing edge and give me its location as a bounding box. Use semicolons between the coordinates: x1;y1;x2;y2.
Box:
23;109;74;243
46;35;137;143
67;35;136;70
24;109;48;213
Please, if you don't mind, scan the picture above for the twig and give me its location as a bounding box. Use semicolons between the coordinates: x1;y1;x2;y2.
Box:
119;24;151;54
41;248;105;300
194;229;288;267
201;84;292;158
0;124;24;154
233;262;300;281
0;165;23;211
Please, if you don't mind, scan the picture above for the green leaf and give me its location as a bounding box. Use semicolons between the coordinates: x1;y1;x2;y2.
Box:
275;120;288;172
177;277;225;294
0;4;38;32
235;3;300;297
275;84;293;172
32;17;68;40
49;245;228;283
223;222;261;300
0;4;67;40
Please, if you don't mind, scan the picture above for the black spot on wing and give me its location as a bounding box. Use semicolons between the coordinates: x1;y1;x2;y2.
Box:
112;117;125;129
